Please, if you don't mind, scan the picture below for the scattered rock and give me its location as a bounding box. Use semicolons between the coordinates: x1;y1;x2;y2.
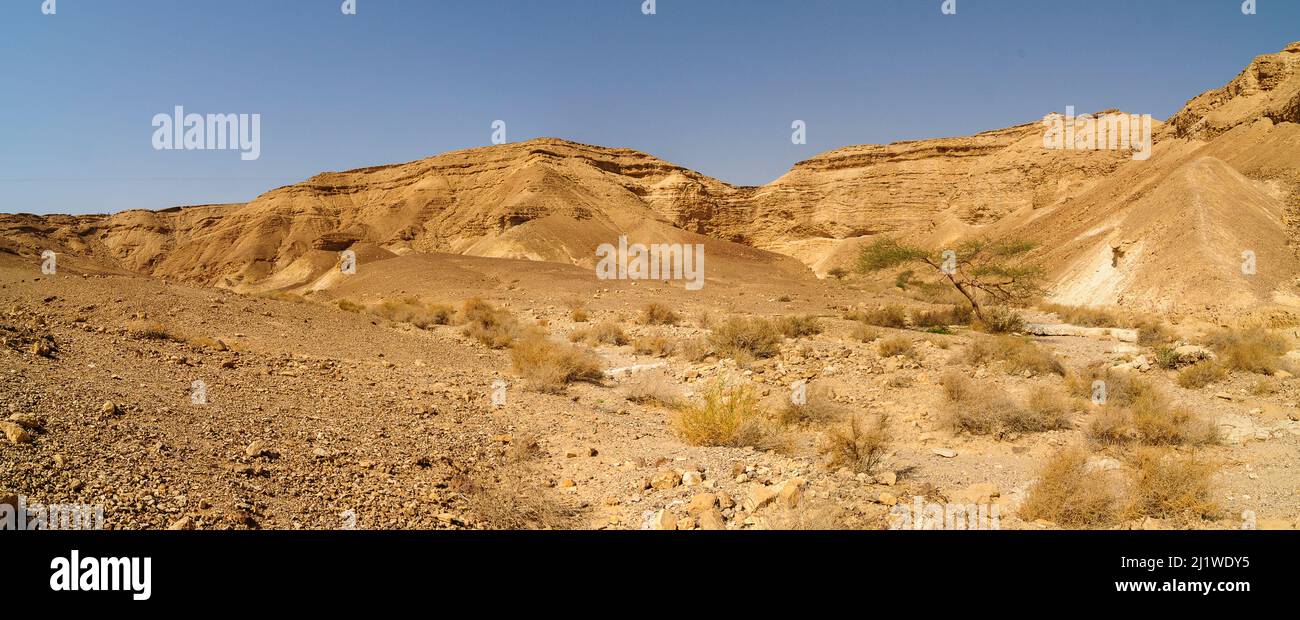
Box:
774;478;805;509
688;493;718;516
697;509;726;530
1172;345;1216;366
744;484;778;512
245;441;267;458
649;509;677;530
1;421;32;444
951;483;999;505
100;401;119;416
874;471;897;486
681;470;703;486
932;447;957;458
650;470;681;490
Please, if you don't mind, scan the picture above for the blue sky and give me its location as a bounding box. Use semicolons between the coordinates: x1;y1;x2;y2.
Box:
1;0;1295;215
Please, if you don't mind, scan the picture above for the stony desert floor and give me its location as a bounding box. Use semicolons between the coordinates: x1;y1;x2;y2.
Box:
2;255;1298;531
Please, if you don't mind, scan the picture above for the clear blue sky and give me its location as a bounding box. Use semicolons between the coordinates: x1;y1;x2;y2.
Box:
1;0;1295;215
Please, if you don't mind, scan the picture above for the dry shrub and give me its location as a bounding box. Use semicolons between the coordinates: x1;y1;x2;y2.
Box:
1176;361;1227;389
465;466;575;530
461;298;518;348
631;333;674;357
1039;303;1123;327
847;305;908;328
776;315;822;338
710;317;782;360
876;335;916;359
569;321;628;346
777;382;840;426
1250;378;1280;396
622;369;682;407
373;297;455;328
851;323;882;343
674;336;712;362
819;412;891;474
672;381;767;447
1066;366;1155;408
188;335;228;351
966;335;1064;376
885;374;913;388
126;320;178;341
972;306;1024;334
1023;389;1075;430
1088;391;1216;447
910;305;973;328
639;303;680;326
940;372;1070;438
1127;448;1218;521
1206;327;1289;374
335;299;364;313
509;332;604;393
1019;447;1123;528
694;309;715;329
1134;317;1176;347
570;307;589;323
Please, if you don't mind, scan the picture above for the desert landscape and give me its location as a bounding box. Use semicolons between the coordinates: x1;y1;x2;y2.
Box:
3;42;1300;532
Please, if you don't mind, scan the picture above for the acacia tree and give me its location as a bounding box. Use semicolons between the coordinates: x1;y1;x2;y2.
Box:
856;237;1044;321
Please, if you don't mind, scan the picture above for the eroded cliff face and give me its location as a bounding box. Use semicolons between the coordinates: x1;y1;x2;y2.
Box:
4;43;1299;316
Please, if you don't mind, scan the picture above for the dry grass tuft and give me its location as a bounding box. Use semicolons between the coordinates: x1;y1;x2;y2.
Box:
639;303;680;326
672;381;768;447
631;333;674;357
1019;447;1123;528
1088;390;1216;447
674;336;713;362
940;371;1072;438
188;335;228;351
819;412;891;474
1134;317;1176;347
1176;361;1227;389
1127;448;1219;522
876;335;917;359
1206;327;1289;374
965;335;1064;376
972;306;1024;333
465;465;575;530
710;317;783;360
1066;366;1155;408
777;382;841;426
509;332;604;393
850;323;882;343
461;298;519;348
372;297;456;328
1039;303;1121;327
568;321;628;346
909;305;974;328
775;314;823;338
622;369;682;407
847;305;908;328
335;299;364;313
126;320;179;341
